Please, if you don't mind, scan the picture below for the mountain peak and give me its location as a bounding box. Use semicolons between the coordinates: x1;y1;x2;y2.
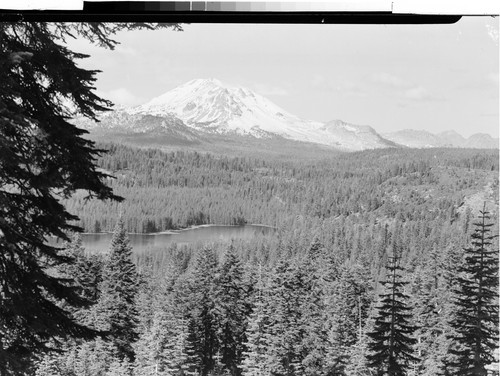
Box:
128;78;302;135
438;129;462;137
122;78;399;151
77;78;498;151
183;77;224;88
324;119;375;133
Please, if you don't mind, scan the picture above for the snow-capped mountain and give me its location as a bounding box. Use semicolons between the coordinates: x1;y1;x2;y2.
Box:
128;78;324;140
76;78;497;152
122;78;394;151
384;129;499;149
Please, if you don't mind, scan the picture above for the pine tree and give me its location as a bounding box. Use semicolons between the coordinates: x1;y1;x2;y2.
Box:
0;22;181;374
326;263;372;375
368;255;418;376
345;334;374;376
133;312;165;376
189;247;219;375
345;310;376;376
73;234;104;305
105;357;133;376
34;352;62;376
265;258;305;375
0;22;119;374
410;245;456;376
450;204;499;375
297;239;331;375
165;317;198;376
214;245;251;376
97;217;139;361
70;338;117;376
133;259;198;376
240;262;271;376
32;234;105;376
241;297;270;376
134;307;197;376
61;233;104;320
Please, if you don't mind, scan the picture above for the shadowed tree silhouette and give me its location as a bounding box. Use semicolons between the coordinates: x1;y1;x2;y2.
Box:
0;22;180;374
451;203;499;376
368;254;418;375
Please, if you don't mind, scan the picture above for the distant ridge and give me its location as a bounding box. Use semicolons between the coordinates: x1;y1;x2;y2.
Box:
384;129;498;149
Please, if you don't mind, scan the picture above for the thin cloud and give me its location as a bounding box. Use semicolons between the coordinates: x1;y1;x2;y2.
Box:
455;73;499;91
369;72;442;102
403;86;443;102
339;82;367;97
311;75;367;97
99;88;145;107
313;72;441;102
254;83;290;97
370;72;412;89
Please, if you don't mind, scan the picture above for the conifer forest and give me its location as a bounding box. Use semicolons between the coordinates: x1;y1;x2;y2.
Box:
40;145;500;376
0;21;499;376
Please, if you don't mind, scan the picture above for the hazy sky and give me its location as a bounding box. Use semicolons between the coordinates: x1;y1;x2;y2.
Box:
68;17;499;137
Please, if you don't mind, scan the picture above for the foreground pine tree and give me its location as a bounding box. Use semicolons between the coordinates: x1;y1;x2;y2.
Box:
326;263;372;374
241;296;270;376
189;247;219;375
97;217;139;361
0;22;181;373
410;245;456;376
297;239;331;375
0;23;120;374
214;246;251;376
451;204;499;375
368;255;418;376
264;258;306;375
61;233;104;319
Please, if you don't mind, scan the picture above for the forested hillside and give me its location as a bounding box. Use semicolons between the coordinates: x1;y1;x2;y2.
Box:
65;143;498;234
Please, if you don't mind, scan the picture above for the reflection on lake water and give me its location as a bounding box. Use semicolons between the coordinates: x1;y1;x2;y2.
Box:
49;225;275;253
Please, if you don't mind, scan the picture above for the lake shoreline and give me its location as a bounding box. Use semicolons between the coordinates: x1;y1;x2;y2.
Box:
80;223;276;236
51;224;277;253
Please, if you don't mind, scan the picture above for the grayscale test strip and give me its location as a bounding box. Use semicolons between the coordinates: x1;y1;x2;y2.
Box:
107;0;391;12
119;1;391;12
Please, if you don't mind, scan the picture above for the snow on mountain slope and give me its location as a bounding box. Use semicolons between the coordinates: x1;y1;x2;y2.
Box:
75;79;497;151
128;78;324;141
383;129;443;148
74;110;189;134
320;120;398;151
126;78;395;150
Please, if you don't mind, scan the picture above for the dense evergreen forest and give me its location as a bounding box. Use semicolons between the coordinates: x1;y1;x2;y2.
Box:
65;143;498;234
34;144;499;376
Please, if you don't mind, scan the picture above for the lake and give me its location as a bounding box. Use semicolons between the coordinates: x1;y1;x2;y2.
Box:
49;224;275;253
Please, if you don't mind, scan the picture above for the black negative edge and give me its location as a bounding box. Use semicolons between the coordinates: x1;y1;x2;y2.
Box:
0;10;462;24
